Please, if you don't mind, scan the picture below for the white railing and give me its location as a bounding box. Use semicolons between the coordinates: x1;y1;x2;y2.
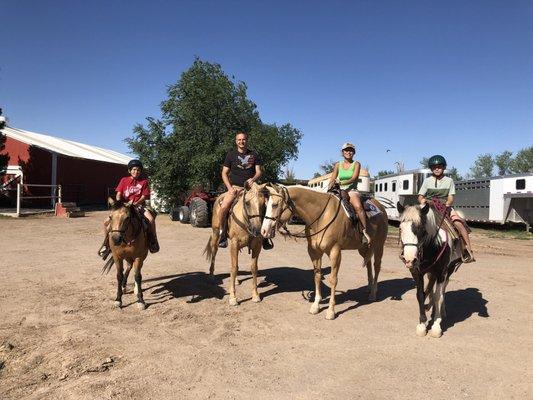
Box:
13;183;62;217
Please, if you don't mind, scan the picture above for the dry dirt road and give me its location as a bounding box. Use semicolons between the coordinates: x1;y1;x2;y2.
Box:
1;212;532;400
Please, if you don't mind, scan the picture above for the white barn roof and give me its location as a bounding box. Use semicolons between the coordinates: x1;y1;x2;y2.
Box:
1;126;131;165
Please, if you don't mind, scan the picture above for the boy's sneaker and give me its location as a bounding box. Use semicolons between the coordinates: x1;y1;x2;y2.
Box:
262;238;274;250
98;245;111;260
149;240;160;253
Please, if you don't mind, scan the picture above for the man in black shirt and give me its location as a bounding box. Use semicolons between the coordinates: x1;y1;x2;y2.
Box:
218;131;262;247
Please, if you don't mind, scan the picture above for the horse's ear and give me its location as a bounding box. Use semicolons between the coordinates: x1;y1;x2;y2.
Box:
396;202;405;214
420;202;430;215
108;197;116;208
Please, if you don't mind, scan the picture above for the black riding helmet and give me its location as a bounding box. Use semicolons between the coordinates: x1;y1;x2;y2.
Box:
428;155;447;168
128;159;144;170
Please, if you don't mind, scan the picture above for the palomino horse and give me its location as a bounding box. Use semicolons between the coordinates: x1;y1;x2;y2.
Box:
204;182;268;306
104;198;149;310
397;202;463;337
261;185;388;320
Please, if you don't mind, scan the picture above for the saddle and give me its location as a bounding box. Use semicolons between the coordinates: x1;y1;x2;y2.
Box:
328;185;379;230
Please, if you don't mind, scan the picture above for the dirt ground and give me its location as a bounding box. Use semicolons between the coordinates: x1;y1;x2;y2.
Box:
1;211;532;400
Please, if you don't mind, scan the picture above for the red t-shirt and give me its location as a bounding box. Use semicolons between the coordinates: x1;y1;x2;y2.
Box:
115;176;150;203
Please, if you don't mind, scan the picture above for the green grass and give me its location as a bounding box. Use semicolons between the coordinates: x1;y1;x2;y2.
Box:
470;227;532;240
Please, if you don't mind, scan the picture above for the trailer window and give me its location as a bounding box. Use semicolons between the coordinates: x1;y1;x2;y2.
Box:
403;180;409;190
516;179;525;190
379;183;383;192
392;182;396;192
384;182;388;191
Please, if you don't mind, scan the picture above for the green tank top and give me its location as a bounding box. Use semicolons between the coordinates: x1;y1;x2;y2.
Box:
338;160;358;190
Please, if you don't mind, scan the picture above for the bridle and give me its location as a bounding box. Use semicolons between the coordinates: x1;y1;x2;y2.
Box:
265;185;342;239
108;206;142;246
399;208;449;274
232;188;264;237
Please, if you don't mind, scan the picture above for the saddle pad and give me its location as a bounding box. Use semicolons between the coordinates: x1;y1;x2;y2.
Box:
339;197;382;219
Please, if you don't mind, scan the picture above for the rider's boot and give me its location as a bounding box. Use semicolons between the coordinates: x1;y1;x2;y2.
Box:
148;230;160;253
218;224;228;248
98;236;111;260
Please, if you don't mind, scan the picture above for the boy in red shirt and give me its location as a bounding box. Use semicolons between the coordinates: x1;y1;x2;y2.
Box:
98;159;159;258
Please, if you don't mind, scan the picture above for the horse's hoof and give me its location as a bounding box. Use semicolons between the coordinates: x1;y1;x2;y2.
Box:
137;302;147;310
430;327;442;338
114;301;122;308
228;297;238;307
251;295;261;303
325;310;336;320
416;323;427;337
309;304;319;315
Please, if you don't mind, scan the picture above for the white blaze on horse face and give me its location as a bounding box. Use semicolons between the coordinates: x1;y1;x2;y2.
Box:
261;197;276;238
400;221;418;265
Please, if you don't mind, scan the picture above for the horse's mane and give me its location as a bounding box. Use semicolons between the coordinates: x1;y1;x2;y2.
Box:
400;205;439;245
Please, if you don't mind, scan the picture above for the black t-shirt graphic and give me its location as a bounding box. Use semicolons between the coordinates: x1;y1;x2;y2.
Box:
223;149;262;188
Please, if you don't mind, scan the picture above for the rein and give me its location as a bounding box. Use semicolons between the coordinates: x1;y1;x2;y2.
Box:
108;207;142;246
270;187;342;239
231;188;263;237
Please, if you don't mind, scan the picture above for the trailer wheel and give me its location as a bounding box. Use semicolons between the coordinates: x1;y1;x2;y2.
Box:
190;198;209;227
178;206;190;224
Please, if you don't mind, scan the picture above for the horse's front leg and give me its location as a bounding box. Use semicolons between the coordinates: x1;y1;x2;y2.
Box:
430;276;446;338
308;246;323;315
326;246;341;320
122;261;133;291
412;270;428;336
228;240;239;306
114;257;124;308
250;237;262;303
133;258;146;310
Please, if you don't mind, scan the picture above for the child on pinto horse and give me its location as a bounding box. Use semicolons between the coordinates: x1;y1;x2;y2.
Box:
418;154;475;263
98;159;160;259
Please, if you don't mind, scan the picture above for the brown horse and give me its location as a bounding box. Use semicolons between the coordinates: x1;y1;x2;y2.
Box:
104;198;149;310
204;182;268;306
261;185;388;320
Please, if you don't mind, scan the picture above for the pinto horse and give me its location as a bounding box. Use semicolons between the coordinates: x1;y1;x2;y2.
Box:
261;185;388;320
397;202;463;337
104;198;149;310
204;182;268;306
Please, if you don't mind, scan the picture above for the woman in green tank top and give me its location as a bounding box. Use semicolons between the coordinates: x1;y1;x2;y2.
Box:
327;142;371;244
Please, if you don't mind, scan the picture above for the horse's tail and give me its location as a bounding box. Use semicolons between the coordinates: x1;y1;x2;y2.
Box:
101;257;114;275
203;235;214;263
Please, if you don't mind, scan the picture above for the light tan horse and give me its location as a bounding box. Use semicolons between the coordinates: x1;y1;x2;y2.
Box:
204;182;268;306
261;185;388;320
104;198;149;310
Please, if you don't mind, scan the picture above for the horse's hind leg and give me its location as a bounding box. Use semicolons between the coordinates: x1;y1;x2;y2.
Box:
424;275;436;311
250;238;262;303
114;258;124;308
412;271;428;336
208;229;220;277
133;258;146;310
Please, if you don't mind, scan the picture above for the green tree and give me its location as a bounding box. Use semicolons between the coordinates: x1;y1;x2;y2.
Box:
495;150;513;175
0;134;8;172
448;166;462;181
419;157;429;168
469;153;494;178
509;146;533;173
126;58;302;202
313;159;336;178
283;167;297;184
375;170;394;178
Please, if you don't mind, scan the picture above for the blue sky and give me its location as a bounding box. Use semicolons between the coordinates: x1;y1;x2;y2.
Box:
1;1;532;178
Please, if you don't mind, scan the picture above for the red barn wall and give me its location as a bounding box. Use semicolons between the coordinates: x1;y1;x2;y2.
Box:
1;136;126;205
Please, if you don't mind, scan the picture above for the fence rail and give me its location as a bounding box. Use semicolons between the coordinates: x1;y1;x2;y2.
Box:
13;183;62;216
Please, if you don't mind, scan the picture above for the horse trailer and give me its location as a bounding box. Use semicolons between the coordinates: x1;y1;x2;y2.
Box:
373;170;533;231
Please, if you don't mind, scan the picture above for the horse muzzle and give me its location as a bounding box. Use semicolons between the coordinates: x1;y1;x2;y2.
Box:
110;232;124;246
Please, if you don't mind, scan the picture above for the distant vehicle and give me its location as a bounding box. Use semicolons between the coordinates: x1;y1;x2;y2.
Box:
169;190;219;228
373;170;533;231
308;168;371;194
